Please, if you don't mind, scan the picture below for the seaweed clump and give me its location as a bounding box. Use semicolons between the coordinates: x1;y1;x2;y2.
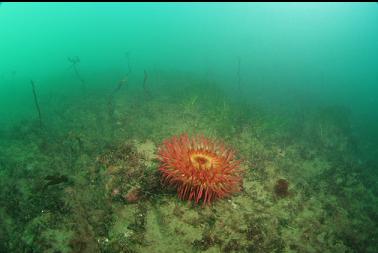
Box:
274;179;289;198
97;140;160;203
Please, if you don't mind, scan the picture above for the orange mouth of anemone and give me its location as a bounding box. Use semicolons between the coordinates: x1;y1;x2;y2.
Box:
189;152;218;170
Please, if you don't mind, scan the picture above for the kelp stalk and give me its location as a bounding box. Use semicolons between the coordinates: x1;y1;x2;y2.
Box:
31;80;43;127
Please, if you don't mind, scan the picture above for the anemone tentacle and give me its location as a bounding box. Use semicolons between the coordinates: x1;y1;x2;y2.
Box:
158;134;243;205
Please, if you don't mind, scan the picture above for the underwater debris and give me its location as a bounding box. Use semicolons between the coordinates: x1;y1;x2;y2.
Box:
158;134;243;205
125;51;132;74
63;183;113;253
274;178;289;197
124;186;141;203
192;231;221;251
30;80;43;128
43;174;70;190
98;142;139;168
112;76;128;96
98;141;159;203
108;76;128;122
223;238;243;253
143;69;149;97
127;202;147;238
68;56;85;90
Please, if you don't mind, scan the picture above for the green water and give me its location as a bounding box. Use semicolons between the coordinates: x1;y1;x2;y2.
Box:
0;3;377;252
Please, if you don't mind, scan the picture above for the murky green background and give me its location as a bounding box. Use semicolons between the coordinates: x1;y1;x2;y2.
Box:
0;3;377;252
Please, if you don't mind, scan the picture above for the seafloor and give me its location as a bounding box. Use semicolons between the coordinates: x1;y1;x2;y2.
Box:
0;72;377;253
